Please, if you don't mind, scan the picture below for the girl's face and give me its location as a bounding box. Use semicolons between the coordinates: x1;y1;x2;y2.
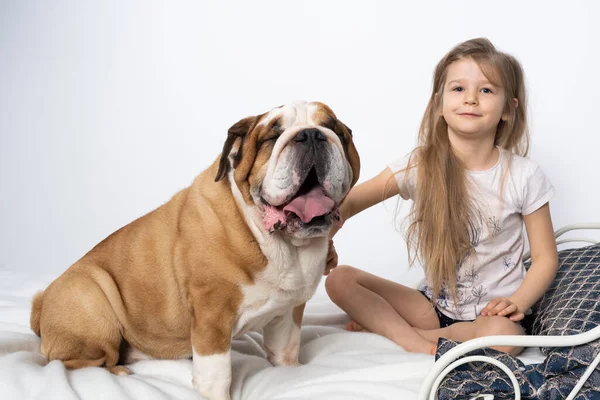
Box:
441;58;512;142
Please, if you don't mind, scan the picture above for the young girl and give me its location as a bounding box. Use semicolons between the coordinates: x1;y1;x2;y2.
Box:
325;38;559;356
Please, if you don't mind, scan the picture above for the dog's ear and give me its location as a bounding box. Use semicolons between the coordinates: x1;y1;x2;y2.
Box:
215;116;258;182
335;118;360;187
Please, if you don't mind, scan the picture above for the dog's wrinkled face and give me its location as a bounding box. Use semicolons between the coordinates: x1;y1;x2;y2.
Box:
216;101;360;239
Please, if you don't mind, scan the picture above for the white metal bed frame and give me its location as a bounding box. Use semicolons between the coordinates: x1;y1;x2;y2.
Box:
418;223;600;400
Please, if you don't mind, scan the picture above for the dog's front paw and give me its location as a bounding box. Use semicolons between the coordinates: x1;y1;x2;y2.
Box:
191;348;232;400
192;376;231;400
265;341;301;367
271;357;301;367
267;351;301;367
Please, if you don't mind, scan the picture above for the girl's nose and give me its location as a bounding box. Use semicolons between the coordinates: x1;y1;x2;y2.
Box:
464;90;478;105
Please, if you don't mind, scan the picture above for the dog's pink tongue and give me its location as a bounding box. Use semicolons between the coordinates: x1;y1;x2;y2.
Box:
283;187;335;223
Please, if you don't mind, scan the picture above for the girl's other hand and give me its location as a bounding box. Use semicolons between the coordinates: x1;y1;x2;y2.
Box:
324;239;338;275
481;297;525;322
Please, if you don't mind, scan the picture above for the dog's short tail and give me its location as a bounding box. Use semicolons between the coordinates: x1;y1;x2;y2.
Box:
30;290;44;337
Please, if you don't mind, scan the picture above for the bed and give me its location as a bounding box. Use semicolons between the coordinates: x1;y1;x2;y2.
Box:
1;224;597;400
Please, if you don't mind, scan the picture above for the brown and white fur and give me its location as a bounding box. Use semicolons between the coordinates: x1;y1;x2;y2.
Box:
30;101;360;400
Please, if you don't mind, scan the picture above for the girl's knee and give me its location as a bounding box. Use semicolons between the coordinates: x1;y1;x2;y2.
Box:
325;265;357;300
474;316;524;337
502;345;524;356
473;316;525;355
491;342;524;356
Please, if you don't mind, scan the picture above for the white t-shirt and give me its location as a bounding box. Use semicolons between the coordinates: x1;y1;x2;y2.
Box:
388;147;555;320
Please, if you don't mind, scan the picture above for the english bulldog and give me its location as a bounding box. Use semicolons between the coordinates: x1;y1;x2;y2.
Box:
30;101;360;400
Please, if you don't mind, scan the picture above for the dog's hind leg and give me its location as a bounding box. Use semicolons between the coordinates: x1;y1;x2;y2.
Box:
37;270;125;374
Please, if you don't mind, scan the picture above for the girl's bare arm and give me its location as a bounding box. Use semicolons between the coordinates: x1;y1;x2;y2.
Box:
330;167;400;238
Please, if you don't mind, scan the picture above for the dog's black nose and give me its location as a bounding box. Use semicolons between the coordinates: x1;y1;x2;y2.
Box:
295;128;327;143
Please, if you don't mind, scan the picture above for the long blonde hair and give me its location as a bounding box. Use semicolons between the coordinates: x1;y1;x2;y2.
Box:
405;38;529;302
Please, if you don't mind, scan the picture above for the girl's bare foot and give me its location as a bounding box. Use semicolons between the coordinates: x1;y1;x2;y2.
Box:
345;322;436;355
345;320;369;332
400;339;437;355
428;343;437;355
414;328;438;355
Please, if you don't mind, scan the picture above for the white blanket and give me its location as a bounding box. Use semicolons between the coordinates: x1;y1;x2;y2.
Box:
0;270;544;399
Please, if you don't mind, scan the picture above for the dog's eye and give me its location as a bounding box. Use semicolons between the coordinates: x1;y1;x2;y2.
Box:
323;118;346;142
258;121;284;147
262;135;278;144
322;118;337;132
259;132;279;146
271;121;284;135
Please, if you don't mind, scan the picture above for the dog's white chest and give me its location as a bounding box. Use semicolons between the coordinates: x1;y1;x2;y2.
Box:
232;239;326;337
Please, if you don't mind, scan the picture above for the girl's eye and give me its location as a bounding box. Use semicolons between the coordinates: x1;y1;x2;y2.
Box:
481;88;493;94
452;86;464;92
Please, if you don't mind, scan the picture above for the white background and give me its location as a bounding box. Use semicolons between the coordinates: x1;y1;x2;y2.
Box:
2;1;599;295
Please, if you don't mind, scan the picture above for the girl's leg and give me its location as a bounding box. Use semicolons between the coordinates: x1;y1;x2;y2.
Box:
325;265;440;354
414;316;525;356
